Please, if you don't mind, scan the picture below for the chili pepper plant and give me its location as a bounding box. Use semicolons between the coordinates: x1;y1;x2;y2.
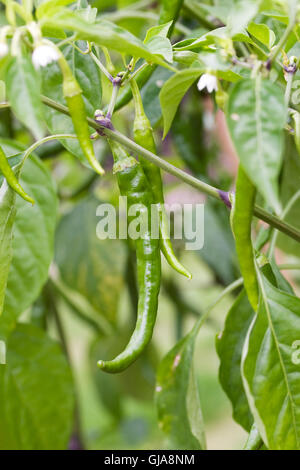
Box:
0;0;300;451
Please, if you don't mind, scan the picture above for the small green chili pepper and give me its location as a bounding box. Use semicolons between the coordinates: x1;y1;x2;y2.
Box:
97;140;161;373
0;146;34;204
58;55;104;175
231;165;259;310
130;79;191;280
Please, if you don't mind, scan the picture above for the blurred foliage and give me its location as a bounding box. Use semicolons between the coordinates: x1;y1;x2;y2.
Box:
0;0;299;451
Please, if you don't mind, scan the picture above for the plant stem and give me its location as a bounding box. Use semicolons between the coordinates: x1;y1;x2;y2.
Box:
106;82;120;120
40;95;300;245
90;51;114;82
279;264;300;270
285;72;294;108
268;3;297;63
269;189;300;257
49;267;112;335
193;278;243;335
21;133;77;167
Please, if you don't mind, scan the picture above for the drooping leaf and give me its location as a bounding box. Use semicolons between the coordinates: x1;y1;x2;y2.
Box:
242;275;300;450
198;201;237;285
55;196;126;325
6;54;45;139
216;289;254;432
0;172;18;317
278;137;300;257
160;68;203;137
227;76;286;212
0;140;57;320
217;262;294;435
41;43;102;164
0;323;74;450
141;67;172;127
156;326;206;450
247;22;276;48
174;26;255;52
41;11;169;67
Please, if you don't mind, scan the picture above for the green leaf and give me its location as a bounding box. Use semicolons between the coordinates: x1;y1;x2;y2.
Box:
36;0;78;19
41;11;169;67
55;197;126;325
160;68;203;138
248;22;276;48
217;290;254;432
0;323;74;450
278;137;300;257
0;140;57;320
159;0;183;26
41;43;102;164
226;76;286;212
90;332;158;418
174;27;253;51
156;327;206;450
197;0;260;36
225;0;260;36
141;67;172;127
145;36;173;63
144;23;173;63
242;275;300;450
6;54;45;140
144;21;172;42
0;171;18;317
291;110;300;156
198;201;237;285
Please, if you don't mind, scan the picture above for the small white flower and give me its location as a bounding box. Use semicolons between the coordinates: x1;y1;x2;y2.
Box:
197;73;218;93
32;44;59;69
0;42;9;59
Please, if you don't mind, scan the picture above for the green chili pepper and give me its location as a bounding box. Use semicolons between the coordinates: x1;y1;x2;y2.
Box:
0;146;34;204
58;55;104;175
231;165;259;310
97;140;161;373
130;79;191;280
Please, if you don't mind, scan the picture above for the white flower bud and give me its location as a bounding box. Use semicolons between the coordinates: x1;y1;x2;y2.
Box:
32;44;59;69
0;42;9;59
197;73;218;93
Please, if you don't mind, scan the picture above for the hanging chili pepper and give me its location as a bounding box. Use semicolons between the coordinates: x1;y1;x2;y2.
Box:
130;79;191;279
231;165;259;310
0;146;34;204
97;140;161;373
58;55;104;175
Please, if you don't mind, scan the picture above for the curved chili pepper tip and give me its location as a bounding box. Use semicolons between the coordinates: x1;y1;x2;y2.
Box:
24;194;35;205
90;159;105;175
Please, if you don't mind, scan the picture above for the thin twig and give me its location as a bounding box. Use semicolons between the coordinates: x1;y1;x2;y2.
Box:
39;94;300;245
